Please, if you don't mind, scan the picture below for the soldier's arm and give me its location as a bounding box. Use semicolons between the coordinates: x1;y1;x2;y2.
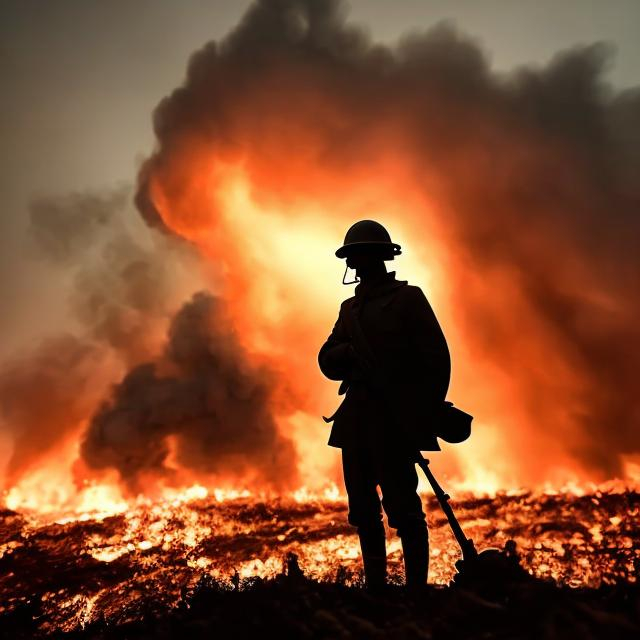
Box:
405;287;451;400
318;302;354;381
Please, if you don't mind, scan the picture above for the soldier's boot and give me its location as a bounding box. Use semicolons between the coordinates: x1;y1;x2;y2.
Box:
357;523;387;592
399;520;429;590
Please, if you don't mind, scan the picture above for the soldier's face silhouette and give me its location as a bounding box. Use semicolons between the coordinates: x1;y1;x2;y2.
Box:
345;246;388;279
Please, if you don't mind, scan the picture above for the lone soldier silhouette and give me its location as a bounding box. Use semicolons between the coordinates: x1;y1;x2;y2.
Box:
318;220;451;591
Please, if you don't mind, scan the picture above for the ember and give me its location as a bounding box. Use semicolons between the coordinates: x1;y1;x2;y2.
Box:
1;486;638;635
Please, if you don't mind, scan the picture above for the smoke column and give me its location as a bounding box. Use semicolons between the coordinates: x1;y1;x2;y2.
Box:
136;0;640;484
81;291;298;492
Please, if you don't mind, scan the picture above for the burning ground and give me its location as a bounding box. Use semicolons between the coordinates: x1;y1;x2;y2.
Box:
1;486;639;637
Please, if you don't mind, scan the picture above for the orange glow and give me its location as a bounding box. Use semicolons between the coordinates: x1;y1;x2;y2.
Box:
2;63;637;510
3;148;637;512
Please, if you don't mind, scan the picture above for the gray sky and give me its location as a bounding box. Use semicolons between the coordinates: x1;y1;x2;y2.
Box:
1;0;638;348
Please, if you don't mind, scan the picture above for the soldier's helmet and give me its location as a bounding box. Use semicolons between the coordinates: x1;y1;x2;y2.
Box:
335;220;402;260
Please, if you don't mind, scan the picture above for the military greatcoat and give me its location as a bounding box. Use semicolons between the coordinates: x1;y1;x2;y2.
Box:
318;271;450;452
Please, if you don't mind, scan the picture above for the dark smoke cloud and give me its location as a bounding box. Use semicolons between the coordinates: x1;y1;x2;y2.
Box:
136;0;640;480
82;292;298;493
1;186;298;491
1;188;148;485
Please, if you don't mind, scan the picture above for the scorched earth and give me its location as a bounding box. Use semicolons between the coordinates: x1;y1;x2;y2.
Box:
0;484;638;635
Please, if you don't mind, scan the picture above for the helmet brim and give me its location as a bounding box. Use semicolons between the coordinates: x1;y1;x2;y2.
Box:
335;241;402;259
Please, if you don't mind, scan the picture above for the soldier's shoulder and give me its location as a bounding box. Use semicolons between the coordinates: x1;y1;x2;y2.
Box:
397;283;432;308
398;283;425;299
339;296;356;310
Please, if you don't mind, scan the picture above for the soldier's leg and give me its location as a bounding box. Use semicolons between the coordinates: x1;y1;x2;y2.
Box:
341;447;387;589
378;450;429;588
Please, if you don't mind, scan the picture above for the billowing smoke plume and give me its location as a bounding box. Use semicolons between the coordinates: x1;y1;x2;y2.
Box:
0;186;298;492
2;0;638;496
0;187;166;485
82;291;298;492
136;0;640;482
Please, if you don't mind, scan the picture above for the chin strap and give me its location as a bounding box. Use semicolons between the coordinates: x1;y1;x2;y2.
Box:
342;264;361;285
